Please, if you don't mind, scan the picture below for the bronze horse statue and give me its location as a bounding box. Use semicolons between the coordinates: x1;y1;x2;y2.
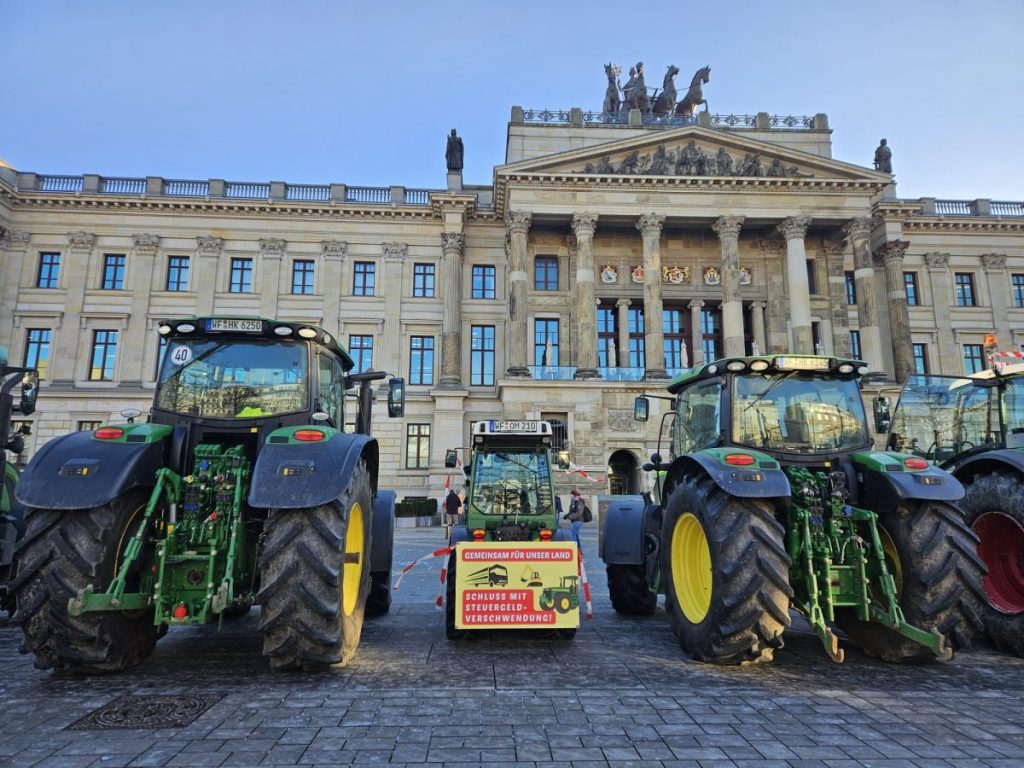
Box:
675;65;710;117
651;65;679;116
602;63;621;115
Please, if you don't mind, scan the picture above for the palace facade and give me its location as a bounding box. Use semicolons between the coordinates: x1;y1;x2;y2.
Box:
2;105;1023;498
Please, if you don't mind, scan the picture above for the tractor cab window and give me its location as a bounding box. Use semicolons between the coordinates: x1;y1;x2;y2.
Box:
155;339;309;418
674;378;723;454
317;353;346;427
469;448;553;517
1007;378;1024;438
732;373;869;453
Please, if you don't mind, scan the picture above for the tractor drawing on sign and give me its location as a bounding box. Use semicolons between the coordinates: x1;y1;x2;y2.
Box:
881;339;1024;656
538;575;579;614
10;317;404;673
602;354;986;664
0;347;38;612
445;419;577;638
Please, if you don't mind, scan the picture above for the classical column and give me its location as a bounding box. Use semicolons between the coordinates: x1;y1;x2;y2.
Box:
876;239;913;383
439;232;465;387
823;239;852;357
983;253;1011;347
843;218;885;371
637;213;668;378
712;215;745;357
258;238;286;319
380;242;407;377
572;212;600;378
778;216;813;354
0;229;31;347
320;240;348;336
50;231;95;384
195;236;224;316
925;253;958;374
505;211;531;376
616;297;631;368
688;299;705;366
120;234;161;386
750;301;767;355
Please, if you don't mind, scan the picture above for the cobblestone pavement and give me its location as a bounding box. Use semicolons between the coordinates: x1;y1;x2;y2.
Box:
2;526;1023;768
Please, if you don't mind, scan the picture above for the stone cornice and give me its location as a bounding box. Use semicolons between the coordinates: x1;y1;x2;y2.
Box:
901;218;1024;234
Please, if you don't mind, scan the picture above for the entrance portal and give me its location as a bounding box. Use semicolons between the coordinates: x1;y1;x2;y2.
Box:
607;449;639;495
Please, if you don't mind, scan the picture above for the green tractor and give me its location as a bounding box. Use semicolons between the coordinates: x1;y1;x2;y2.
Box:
0;347;38;612
602;354;986;664
445;420;577;638
10;317;404;673
883;347;1024;656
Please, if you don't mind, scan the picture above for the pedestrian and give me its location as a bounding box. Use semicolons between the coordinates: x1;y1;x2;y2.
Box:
444;488;462;538
555;494;564;523
567;489;586;549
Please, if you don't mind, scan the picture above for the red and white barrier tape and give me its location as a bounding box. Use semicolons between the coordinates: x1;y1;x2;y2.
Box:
578;550;593;620
392;546;453;611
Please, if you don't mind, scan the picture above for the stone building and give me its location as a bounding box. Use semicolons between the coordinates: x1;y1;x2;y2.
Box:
2;103;1023;499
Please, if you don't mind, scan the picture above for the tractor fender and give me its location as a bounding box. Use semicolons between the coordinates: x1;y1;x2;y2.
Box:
248;431;379;509
601;494;647;564
949;448;1024;484
854;454;965;512
15;430;168;510
369;489;395;574
669;451;791;500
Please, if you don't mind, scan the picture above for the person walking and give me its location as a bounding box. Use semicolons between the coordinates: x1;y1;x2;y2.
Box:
444;488;462;538
567;489;586;549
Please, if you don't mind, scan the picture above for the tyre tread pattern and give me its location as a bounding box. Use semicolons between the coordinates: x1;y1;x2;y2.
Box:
607;564;657;615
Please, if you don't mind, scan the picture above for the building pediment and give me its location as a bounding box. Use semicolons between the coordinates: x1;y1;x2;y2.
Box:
496;126;889;186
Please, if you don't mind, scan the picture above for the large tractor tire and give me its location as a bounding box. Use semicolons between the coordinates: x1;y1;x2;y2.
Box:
444;552;464;640
258;460;373;670
959;472;1024;657
606;564;657;615
661;473;792;665
366;570;392;617
837;500;986;663
10;489;160;673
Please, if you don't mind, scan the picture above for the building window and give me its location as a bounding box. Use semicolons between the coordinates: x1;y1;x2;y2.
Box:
963;343;985;374
409;335;434;385
850;330;862;360
534;319;559;366
904;272;919;306
413;263;435;298
23;328;51;380
77;420;102;432
534;256;558;291
166;256;189;291
353;262;375;296
229;258;253;293
597;304;617;367
291;260;315;294
700;307;722;364
845;271;856;305
349;335;373;373
663;306;688;370
811;322;824;354
628;307;646;368
912;343;929;374
101;254;126;290
89;330;118;381
805;259;818;295
472;265;496;299
470;325;495;386
955;272;976;307
1012;274;1024;308
36;252;60;288
540;411;568;453
406;423;430;469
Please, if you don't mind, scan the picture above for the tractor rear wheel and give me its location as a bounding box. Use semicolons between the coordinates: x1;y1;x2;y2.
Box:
661;473;792;665
959;472;1024;657
444;552;465;640
258;460;372;670
365;570;392;617
606;564;657;615
837;500;986;663
10;490;160;673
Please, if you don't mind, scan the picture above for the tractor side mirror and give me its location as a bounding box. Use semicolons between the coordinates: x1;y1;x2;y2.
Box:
444;449;458;469
554;450;570;470
634;396;650;422
872;396;891;434
387;377;405;418
19;372;38;417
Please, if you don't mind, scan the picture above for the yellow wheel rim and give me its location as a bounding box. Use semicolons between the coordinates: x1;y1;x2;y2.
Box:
879;525;903;596
342;502;364;616
671;513;712;624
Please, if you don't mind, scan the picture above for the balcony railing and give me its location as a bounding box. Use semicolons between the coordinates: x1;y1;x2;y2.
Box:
528;366;577;380
991;201;1024;217
225;182;270;199
36;175;83;192
598;367;645;381
935;200;976;216
100;177;146;194
165;179;210;196
520;108;817;130
285;184;329;202
405;189;431;205
346;186;390;204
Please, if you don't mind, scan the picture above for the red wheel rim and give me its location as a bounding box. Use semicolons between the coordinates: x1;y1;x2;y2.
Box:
973;511;1024;615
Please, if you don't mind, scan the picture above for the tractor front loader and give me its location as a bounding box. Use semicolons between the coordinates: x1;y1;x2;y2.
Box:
602;354;986;665
883;343;1024;656
11;317;404;673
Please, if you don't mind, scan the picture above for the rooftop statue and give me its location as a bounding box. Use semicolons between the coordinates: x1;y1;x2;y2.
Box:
602;63;621;115
873;138;892;174
445;129;464;172
652;65;680;116
675;65;710;117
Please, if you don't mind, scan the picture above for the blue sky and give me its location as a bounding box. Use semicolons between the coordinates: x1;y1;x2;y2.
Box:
3;0;1022;200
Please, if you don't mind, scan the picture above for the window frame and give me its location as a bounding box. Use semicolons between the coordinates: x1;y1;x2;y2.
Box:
101;254;126;290
534;255;559;291
23;328;51;380
348;335;373;374
954;272;976;307
412;263;436;298
1012;273;1024;308
88;329;118;381
850;330;862;361
409;335;435;385
166;255;190;292
470;325;495;386
471;265;496;299
963;343;985;374
229;257;253;293
405;423;431;469
291;259;315;295
353;261;376;296
844;271;857;305
903;271;919;306
534;318;560;367
37;252;61;288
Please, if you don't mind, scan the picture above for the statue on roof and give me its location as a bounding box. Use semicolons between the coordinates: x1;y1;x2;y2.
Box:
873;138;892;174
445;129;464;172
602;63;621;115
676;65;710;117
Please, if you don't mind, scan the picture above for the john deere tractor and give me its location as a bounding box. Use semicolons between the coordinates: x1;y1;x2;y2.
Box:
11;317;404;673
445;420;577;638
883;347;1024;656
603;354;986;664
0;347;38;611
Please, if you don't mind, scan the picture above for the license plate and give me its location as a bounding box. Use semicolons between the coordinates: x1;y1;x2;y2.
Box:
205;318;263;333
494;420;538;432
